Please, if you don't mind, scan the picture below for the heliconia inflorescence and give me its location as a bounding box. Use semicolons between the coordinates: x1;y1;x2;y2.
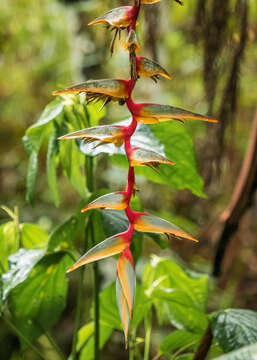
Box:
53;0;218;348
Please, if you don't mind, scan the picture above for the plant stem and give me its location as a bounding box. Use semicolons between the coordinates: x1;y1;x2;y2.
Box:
143;311;152;360
129;329;136;360
70;263;85;360
192;323;213;360
45;330;66;360
85;135;100;359
2;315;45;360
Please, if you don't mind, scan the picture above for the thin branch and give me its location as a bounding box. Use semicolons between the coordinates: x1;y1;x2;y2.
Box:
193;323;213;360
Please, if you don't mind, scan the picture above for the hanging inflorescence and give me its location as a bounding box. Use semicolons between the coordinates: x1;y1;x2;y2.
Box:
53;0;217;347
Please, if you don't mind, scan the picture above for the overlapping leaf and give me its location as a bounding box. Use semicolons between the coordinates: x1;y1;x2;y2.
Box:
211;309;257;353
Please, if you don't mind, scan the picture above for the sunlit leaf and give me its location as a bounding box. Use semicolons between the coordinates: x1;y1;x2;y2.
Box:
77;322;113;360
20;224;48;249
8;252;73;345
2;249;45;301
0;222;19;273
142;255;208;331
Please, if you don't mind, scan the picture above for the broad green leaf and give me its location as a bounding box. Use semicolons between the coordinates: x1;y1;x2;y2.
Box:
8;252;73;345
90;283;122;330
26;97;64;149
142;255;208;332
160;330;201;354
2;249;45;301
23;143;38;204
211;309;257;353
131;284;151;330
46;127;60;206
48;216;79;252
150;121;206;197
20;223;48;249
59;138;85;197
77;322;112;360
80;119;205;197
213;343;257;360
0;222;19;273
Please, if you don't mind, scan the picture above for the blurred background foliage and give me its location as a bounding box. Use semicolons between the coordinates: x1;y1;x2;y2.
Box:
0;0;257;359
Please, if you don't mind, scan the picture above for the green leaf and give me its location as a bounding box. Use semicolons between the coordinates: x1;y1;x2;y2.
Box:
8;252;73;345
48;216;79;252
211;309;257;353
90;283;122;330
46;127;60;206
23;144;38;204
2;249;45;301
131;284;151;330
26;97;64;149
150;121;206;197
77;322;112;360
0;222;19;273
59;138;85;197
80;120;206;197
142;255;208;332
213;343;257;360
20;223;48;249
160;330;201;354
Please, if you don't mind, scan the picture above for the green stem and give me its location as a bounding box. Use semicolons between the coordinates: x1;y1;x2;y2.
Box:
144;310;152;360
129;329;136;360
45;330;66;360
2;315;45;360
70;226;88;360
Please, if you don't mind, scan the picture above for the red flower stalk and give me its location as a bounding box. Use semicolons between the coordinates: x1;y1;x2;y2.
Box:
55;0;218;347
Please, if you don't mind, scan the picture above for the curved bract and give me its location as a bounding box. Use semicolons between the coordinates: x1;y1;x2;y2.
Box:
132;103;218;124
124;29;140;52
67;233;130;273
58;125;125;147
81;192;127;212
117;249;136;320
131;147;175;169
53;79;130;103
134;213;198;242
116;277;130;348
136;56;172;81
88;6;134;28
